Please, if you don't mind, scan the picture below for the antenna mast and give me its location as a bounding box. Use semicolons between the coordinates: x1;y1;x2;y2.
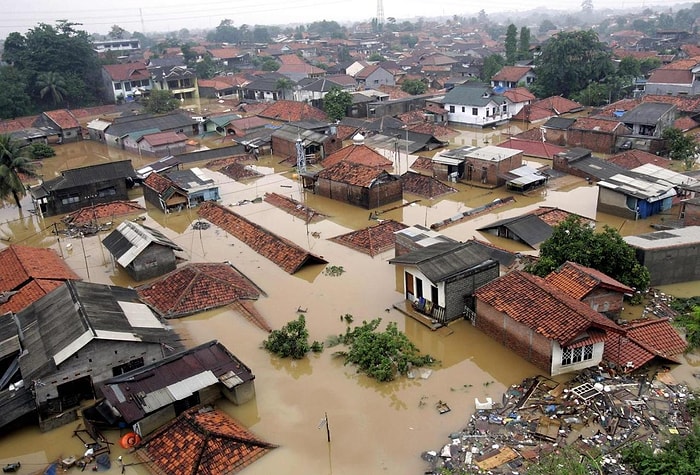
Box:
296;137;306;174
377;0;384;26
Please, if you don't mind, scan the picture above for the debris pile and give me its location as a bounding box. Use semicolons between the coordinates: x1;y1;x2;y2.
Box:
422;368;696;474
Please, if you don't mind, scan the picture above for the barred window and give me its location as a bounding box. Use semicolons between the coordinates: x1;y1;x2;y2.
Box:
562;344;594;366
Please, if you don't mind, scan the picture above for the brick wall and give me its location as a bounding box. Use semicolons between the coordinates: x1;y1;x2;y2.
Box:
567;130;617;154
474;300;552;374
443;263;499;320
682;202;700;226
583;288;625;317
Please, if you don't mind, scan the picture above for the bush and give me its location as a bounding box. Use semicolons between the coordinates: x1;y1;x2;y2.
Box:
263;315;312;359
29;142;55;159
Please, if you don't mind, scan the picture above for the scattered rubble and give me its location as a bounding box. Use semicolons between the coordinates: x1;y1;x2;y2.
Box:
422;368;696;474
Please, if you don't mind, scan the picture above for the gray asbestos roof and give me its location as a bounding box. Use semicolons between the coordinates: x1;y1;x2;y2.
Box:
34;160;136;193
478;214;553;249
442;84;508;107
102;220;183;267
105;110;197;138
389;241;495;282
622;102;675;125
16;281;178;380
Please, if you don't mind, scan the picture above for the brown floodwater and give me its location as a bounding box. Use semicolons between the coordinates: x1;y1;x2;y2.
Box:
1;135;699;475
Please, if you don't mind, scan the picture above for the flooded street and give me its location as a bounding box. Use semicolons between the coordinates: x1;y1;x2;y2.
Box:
0;135;698;475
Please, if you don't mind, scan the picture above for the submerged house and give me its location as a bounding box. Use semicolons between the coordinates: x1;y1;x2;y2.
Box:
142;167;220;212
313;160;402;209
624;226;700;285
30;160;136;217
2;280;181;431
102;220;184;281
389;240;499;328
88;340;256;436
474;271;623;376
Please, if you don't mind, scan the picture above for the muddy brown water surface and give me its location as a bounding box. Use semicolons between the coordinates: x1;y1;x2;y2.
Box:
1;136;699;474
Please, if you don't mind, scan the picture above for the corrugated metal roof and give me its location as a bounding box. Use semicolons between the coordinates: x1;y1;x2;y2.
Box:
103;221;182;267
389;241;494;282
119;301;164;329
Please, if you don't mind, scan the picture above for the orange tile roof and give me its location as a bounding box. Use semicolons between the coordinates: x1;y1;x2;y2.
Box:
263;192;327;223
137;262;266;322
0;245;79;293
143;172;174;193
0;279;66;314
570;117;627;133
475;270;621;346
607;150;673;170
503;87;536;103
197;201;327;274
604;318;687;369
102;61;149;81
497;138;567;159
492;66;532;83
140;131;187;147
401;171;456;198
322;144;393;169
529;207;594;227
258;100;327;122
317;160;390;187
63;201;145;226
137;406;276;475
44;109;80;129
545;261;633;300
329;220;407;256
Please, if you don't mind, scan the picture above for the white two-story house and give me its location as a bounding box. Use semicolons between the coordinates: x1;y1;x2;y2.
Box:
436;83;513;127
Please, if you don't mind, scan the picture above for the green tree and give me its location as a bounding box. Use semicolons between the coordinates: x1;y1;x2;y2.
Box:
623;424;700;474
526;215;650;295
207;19;240;44
581;0;594;14
145;89;180;114
334;318;436;382
617;56;641;79
518;27;531;61
0;66;32;119
109;25;126;39
673;305;700;351
480;54;506;82
0;134;37;208
28;143;55;159
368;52;386;62
35;71;67;106
3;21;101;109
323;86;352;121
526;445;600;475
530;30;613;98
195;55;217;79
259;57;280;71
275;77;295;100
401;79;427;95
263;314;317;359
505;24;518;65
662;127;698;170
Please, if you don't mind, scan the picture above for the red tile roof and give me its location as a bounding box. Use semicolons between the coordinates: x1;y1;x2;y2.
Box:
143;172;174;193
475;271;621;346
529;207;594;227
503;87;536;103
102;61;150;81
63;200;145;226
492;66;533;83
263;192;327;223
674;115;699;132
137;262;266;324
317;160;390;187
322;144;393;169
197;201;327;274
410;156;434;171
44;109;80;129
545;261;633;300
512;96;583;122
0;116;38;134
570;117;627;133
0;245;79;292
136;406;276;475
497;138;567;159
648;69;693;85
401;171;456;198
258;100;327;122
0;279;66;314
139;131;188;147
0;245;80;313
604;318;687;369
607;150;673;170
329;220;407;256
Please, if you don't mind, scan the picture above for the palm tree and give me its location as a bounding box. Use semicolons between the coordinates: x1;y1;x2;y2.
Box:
275;77;295;101
0;134;37;208
36;71;68;106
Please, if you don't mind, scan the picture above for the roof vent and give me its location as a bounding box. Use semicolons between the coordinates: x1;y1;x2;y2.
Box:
352;132;365;145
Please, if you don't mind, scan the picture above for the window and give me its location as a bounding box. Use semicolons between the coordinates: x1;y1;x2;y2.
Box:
472;108;478;115
561;345;594;366
61;195;80;205
114;83;122;90
502;104;507;113
112;357;145;377
461;106;465;113
449;105;455;113
98;187;116;198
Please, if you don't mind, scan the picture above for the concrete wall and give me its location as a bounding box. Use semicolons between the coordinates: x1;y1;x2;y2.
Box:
583;288;626;317
635;243;700;285
128;244;178;281
316;178;402;209
597;187;637;220
474;300;553;374
223;380;256;405
550;341;604;376
682;202;700;226
443;263;499;320
37;341;166;406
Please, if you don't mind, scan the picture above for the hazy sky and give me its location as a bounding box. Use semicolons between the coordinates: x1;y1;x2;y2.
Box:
0;1;679;39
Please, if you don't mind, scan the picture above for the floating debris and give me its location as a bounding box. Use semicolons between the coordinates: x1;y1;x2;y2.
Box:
192;220;211;230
